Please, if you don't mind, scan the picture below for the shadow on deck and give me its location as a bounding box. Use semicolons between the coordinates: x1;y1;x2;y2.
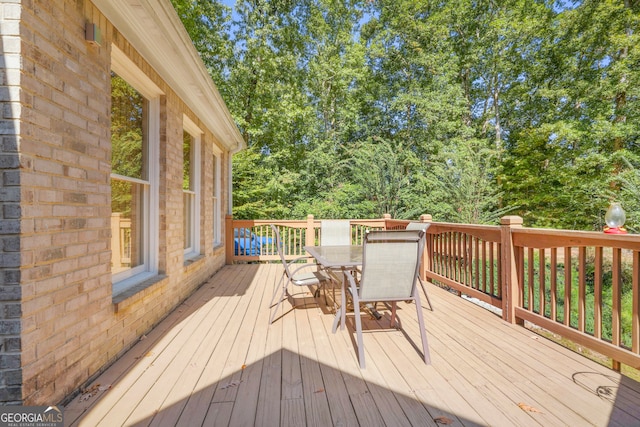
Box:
64;264;640;426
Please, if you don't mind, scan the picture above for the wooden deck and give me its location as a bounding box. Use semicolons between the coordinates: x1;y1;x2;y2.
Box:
64;263;640;426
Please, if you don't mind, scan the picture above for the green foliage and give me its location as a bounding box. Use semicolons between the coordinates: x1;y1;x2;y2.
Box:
615;152;640;233
173;0;640;229
525;250;637;349
170;0;232;86
429;139;515;224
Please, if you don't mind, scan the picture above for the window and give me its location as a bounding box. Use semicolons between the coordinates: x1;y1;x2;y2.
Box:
111;46;161;295
212;150;221;246
183;117;201;259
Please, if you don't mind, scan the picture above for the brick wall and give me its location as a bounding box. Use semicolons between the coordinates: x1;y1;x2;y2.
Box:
0;0;25;405
7;0;231;405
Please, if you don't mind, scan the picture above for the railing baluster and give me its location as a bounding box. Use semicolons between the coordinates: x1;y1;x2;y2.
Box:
474;236;480;291
550;248;557;322
449;232;454;282
528;247;534;312
594;246;603;339
564;247;572;327
633;251;640;355
463;233;468;286
578;247;586;333
496;242;501;298
539;248;546;318
612;247;622;371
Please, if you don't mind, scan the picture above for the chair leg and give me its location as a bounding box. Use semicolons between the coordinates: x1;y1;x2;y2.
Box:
389;302;397;327
269;273;289;325
269;273;286;308
269;286;287;324
418;276;434;311
332;306;342;333
413;291;431;364
322;282;328;306
353;298;366;369
339;274;347;330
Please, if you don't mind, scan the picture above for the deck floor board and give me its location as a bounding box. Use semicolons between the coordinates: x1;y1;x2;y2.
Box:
65;263;640;426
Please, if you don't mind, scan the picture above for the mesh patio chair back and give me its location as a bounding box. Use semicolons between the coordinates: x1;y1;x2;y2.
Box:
358;230;424;301
320;220;352;246
332;229;431;368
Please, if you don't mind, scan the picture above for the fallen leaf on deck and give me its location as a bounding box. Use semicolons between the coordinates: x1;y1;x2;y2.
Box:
135;351;154;360
79;384;110;402
314;388;325;393
241;364;247;370
434;416;454;424
518;402;542;413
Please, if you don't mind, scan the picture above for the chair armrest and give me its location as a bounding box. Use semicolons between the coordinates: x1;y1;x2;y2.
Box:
286;255;315;266
288;261;324;277
345;272;359;297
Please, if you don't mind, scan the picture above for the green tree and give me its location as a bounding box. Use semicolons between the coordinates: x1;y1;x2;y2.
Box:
170;0;233;86
172;0;640;230
429;139;513;224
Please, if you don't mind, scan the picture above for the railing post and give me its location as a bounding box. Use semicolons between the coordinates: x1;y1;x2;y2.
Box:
419;214;433;280
225;214;234;265
419;214;432;223
501;215;523;324
383;213;391;230
306;214;315;262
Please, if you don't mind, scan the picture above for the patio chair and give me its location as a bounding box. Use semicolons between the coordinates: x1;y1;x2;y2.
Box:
269;224;331;324
319;220;355;309
405;222;434;311
332;229;431;368
320;220;352;246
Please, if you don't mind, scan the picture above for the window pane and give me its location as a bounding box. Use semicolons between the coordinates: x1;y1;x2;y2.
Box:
184;192;193;250
111;72;148;275
183;131;194;252
111;72;148;180
212;154;219;245
183;131;192;191
111;179;145;272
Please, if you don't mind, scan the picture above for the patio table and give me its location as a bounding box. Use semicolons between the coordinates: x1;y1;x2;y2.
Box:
304;245;363;330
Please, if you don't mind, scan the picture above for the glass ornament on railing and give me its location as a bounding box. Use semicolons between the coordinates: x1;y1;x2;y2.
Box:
604;202;627;234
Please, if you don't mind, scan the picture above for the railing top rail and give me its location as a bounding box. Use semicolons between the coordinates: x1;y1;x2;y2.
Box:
512;227;640;250
426;222;502;242
231;218;388;228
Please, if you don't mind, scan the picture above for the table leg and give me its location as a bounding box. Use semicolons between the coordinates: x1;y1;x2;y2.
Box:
340;268;347;330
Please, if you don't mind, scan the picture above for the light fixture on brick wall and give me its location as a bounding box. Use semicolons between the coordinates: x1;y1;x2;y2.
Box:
85;22;102;46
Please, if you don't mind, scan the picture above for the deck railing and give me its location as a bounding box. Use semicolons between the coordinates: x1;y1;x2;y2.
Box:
225;214;640;372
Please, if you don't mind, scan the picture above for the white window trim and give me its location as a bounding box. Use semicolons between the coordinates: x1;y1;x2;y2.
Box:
183;115;202;259
111;45;162;294
211;145;222;246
